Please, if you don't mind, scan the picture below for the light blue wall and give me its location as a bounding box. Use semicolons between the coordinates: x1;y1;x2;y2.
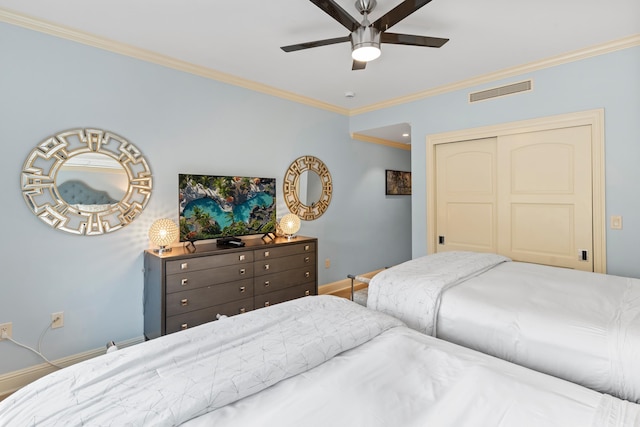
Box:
351;45;640;279
0;22;411;374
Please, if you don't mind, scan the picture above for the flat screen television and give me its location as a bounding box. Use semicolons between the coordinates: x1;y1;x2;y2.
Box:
178;174;277;242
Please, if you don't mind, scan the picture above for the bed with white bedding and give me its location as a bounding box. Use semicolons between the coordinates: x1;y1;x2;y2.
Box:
366;251;640;404
1;295;638;426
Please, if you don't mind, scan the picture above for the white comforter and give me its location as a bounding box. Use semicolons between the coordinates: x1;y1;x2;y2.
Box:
1;295;638;427
367;251;510;335
367;251;640;403
0;296;402;426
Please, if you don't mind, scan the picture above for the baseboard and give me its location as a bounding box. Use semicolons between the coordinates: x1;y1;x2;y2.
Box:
319;269;384;296
0;336;144;400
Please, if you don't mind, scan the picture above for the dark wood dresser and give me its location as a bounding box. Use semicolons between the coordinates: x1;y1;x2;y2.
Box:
143;236;318;339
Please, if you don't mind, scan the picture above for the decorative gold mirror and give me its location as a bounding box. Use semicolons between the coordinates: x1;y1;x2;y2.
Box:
21;128;152;235
283;156;332;220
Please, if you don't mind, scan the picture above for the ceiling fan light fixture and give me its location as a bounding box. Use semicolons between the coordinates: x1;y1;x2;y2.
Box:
352;45;381;62
351;26;381;62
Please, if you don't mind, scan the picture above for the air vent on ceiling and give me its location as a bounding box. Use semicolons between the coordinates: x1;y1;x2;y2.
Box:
469;80;532;103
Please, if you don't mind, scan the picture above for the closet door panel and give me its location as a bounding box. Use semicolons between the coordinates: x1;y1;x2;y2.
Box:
435;138;497;253
497;125;593;270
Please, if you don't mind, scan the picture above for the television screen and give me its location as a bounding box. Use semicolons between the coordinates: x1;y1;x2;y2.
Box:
178;174;277;242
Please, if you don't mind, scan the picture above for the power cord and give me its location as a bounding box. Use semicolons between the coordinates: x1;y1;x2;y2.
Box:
1;317;63;370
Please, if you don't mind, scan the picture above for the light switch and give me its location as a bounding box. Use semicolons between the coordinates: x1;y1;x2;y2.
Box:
610;215;622;230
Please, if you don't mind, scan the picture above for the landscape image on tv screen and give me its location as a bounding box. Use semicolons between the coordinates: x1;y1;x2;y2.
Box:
178;174;277;242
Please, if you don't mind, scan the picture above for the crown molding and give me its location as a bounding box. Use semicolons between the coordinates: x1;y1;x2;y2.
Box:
349;33;640;116
0;7;349;116
351;133;411;150
1;8;637;118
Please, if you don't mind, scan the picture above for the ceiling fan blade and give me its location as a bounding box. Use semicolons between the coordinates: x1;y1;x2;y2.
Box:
373;0;434;31
381;32;449;47
281;36;350;52
352;60;367;70
309;0;361;32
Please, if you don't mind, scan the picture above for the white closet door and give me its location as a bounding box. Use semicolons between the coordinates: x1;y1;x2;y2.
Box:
497;126;593;270
434;126;593;271
435;138;497;253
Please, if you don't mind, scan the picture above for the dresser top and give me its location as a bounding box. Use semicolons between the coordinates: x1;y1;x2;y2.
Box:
145;235;317;260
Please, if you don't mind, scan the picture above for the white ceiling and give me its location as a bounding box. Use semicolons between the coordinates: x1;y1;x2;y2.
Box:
1;0;638;141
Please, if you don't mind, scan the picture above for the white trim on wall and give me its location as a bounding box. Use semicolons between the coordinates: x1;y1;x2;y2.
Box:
0;8;348;116
0;336;144;399
0;7;638;117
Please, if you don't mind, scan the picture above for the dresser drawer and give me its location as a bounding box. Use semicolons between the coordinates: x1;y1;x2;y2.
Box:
254;253;315;277
166;263;254;293
144;237;317;339
254;266;317;295
165;297;254;334
166;278;254;316
253;242;315;261
166;252;253;275
254;282;316;308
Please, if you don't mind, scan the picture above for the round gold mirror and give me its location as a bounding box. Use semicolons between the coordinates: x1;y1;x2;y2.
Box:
21;128;153;235
283;156;332;220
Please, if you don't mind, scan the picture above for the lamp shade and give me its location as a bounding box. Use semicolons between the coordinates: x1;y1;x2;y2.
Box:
149;218;179;252
279;213;301;238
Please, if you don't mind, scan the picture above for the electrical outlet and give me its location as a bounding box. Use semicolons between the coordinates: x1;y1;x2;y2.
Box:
51;312;64;329
0;322;12;340
325;258;331;269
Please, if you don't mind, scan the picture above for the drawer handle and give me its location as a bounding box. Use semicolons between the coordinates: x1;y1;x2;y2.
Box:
181;278;188;286
181;298;189;306
181;323;188;330
180;262;188;270
305;290;310;296
239;268;246;275
240;286;246;293
264;281;270;288
239;254;246;261
239;307;246;314
304;256;310;263
264;301;270;307
264;251;270;258
264;264;270;270
304;245;310;251
305;271;310;278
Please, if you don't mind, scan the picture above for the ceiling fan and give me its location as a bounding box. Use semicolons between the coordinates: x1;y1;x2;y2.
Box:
281;0;449;70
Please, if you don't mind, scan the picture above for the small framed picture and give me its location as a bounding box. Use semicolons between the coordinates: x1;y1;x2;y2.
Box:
385;170;411;195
